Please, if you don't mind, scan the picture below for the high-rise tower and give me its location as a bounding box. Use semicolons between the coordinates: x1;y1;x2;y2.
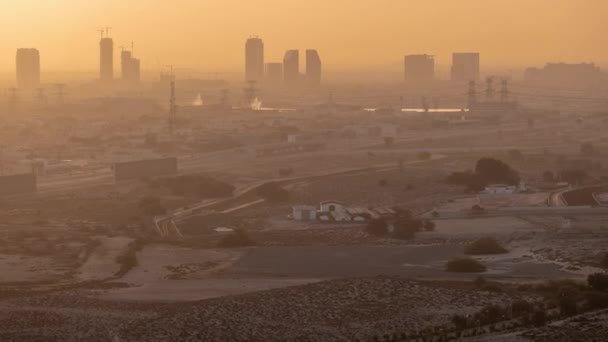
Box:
16;48;40;90
100;34;114;82
283;50;299;86
305;49;322;87
404;54;434;82
451;53;480;82
121;50;140;83
245;37;264;82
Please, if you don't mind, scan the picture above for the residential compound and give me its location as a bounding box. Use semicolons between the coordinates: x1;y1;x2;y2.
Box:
524;63;604;88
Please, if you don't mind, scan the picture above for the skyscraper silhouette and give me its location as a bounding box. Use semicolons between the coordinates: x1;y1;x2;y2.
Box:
16;48;41;90
305;50;322;87
283;50;299;86
100;36;114;82
404;54;434;82
245;37;264;82
451;53;480;82
121;50;140;83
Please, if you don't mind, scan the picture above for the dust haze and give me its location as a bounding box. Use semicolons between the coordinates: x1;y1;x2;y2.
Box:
1;1;608;341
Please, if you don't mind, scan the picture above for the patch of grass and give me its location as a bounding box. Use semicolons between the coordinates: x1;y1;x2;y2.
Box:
446;257;487;273
465;237;508;255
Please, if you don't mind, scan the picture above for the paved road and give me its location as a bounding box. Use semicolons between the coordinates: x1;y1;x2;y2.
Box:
426;206;608;219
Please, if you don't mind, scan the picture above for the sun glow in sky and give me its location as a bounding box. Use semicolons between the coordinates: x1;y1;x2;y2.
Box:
0;0;607;72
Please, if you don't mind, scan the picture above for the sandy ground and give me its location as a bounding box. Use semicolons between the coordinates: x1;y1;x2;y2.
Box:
431;216;540;238
76;236;133;282
97;244;320;302
225;244;579;282
0;254;66;283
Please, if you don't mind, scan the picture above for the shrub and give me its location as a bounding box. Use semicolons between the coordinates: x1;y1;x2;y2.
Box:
585;291;608;309
366;218;389;236
465;237;508;255
527;310;547;327
257;182;289;202
423;219;436;232
470;205;487;216
475;157;520;185
418;151;432;160
542;170;555;183
475;304;506;325
511;299;533;317
588;272;608;292
558;296;578;317
217;229;255;248
601;253;608;269
451;315;468;329
137;196;166;216
392;215;424;240
445;258;487;273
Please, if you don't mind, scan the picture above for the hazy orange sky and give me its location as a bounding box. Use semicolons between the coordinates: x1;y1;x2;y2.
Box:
1;0;607;73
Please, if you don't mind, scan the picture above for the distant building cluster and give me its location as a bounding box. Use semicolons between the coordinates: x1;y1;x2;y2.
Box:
292;200;396;223
7;30;606;94
121;50;141;83
245;36;322;88
404;52;480;83
97;28;141;85
524;63;603;88
404;54;434;82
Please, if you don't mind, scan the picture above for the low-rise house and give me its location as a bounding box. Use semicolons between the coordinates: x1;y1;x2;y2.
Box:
320;200;345;213
292;205;318;221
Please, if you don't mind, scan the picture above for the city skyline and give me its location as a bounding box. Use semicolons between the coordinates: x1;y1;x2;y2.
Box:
1;0;607;73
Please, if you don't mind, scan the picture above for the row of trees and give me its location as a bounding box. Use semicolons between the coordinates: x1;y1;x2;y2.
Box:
447;158;520;192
